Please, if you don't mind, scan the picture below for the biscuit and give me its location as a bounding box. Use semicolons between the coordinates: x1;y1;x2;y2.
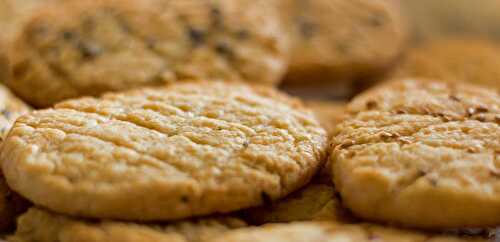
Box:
281;0;406;88
401;0;500;42
331;79;500;228
0;43;7;83
1;81;328;221
241;182;348;225
0;174;30;232
305;101;347;137
0;84;31;232
9;207;246;242
393;38;500;89
241;101;346;224
5;0;289;107
0;84;31;139
208;222;488;242
0;0;52;86
0;0;51;42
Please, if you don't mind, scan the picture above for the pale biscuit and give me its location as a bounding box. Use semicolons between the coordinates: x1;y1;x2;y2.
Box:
0;84;31;139
1;81;327;221
393;38;500;89
332;79;500;228
6;0;289;107
9;207;246;242
209;222;487;242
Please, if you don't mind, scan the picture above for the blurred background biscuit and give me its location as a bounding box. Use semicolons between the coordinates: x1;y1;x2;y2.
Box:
393;38;500;89
280;0;407;99
4;0;289;107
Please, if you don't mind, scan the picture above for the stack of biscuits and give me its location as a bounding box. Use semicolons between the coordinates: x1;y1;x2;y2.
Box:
0;0;498;242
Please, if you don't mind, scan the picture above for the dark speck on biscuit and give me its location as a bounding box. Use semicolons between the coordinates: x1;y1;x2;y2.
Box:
215;42;234;58
188;27;206;47
77;41;102;60
298;19;316;39
61;30;76;40
210;5;223;29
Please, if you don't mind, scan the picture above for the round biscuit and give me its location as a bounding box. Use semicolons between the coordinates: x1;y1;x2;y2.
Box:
10;207;246;242
2;81;327;220
5;0;289;107
332;79;500;228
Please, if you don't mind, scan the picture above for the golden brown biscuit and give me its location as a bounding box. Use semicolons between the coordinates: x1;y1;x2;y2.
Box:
241;182;348;225
0;0;54;88
0;43;7;83
6;0;289;107
9;207;246;242
332;79;500;228
0;0;49;43
281;0;406;94
240;101;347;224
400;0;500;43
393;38;500;89
209;222;488;242
240;165;492;239
1;81;327;221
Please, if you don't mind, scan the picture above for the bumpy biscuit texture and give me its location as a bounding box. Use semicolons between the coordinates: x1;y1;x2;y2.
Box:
6;0;289;107
282;0;406;84
0;84;31;139
394;38;500;89
241;102;346;224
208;222;487;242
1;81;327;221
9;208;246;242
331;79;500;228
